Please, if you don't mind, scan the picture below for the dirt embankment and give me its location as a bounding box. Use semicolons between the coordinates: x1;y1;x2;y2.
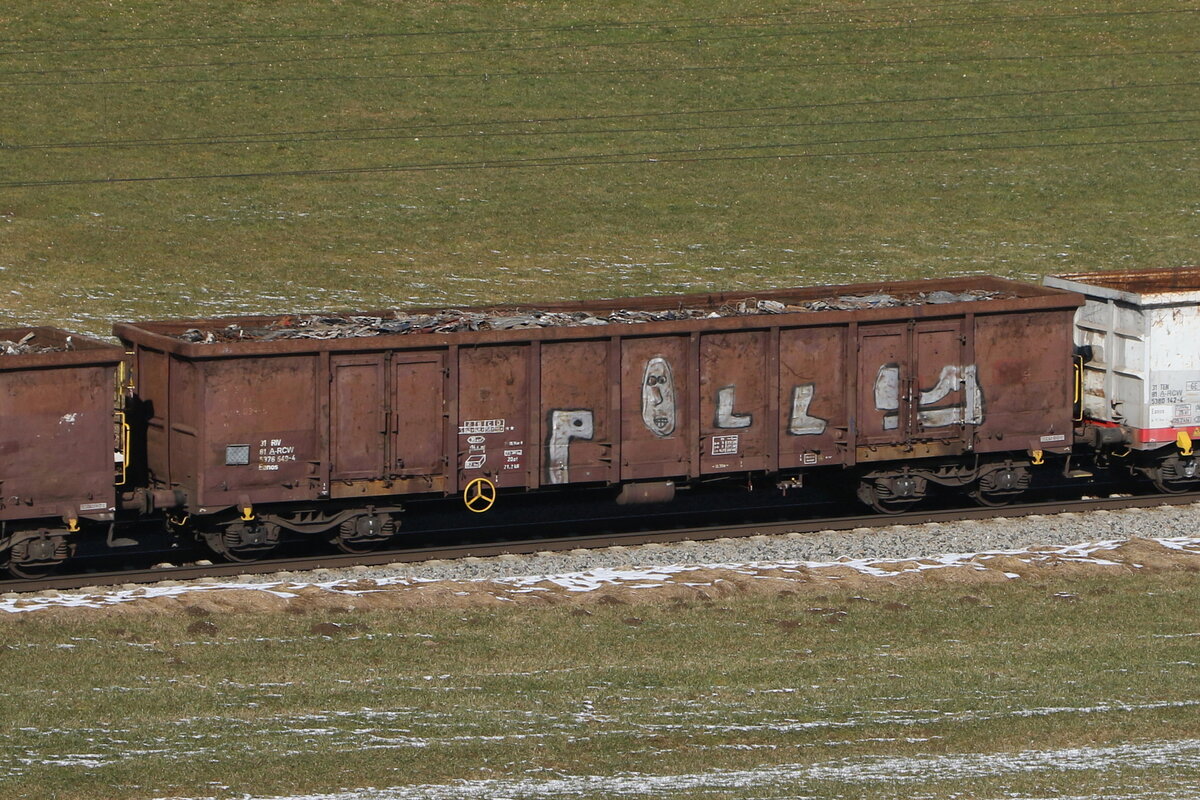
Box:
4;537;1199;624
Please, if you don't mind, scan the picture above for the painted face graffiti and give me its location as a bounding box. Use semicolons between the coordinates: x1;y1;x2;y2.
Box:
641;357;677;437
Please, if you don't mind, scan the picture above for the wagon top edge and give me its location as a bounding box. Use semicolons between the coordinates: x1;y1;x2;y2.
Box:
1045;266;1200;306
0;326;126;371
113;275;1083;358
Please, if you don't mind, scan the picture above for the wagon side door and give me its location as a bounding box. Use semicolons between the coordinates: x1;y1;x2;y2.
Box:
330;354;387;481
911;319;971;447
391;354;447;481
857;324;911;458
620;336;690;480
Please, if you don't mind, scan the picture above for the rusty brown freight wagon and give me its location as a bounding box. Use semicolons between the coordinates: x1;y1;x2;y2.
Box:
115;276;1082;556
0;327;125;575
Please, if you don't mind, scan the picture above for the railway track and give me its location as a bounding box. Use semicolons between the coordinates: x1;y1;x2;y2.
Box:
6;490;1199;596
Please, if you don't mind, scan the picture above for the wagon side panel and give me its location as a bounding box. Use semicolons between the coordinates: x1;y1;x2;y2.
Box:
699;331;769;473
855;323;910;460
135;346;171;487
194;354;320;509
168;357;201;495
457;345;531;489
330;354;387;482
911;319;968;448
0;364;116;521
777;326;849;470
540;340;612;486
973;309;1076;454
390;352;449;493
620;336;690;481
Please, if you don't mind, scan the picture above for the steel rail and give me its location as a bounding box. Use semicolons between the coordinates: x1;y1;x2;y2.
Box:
5;490;1198;596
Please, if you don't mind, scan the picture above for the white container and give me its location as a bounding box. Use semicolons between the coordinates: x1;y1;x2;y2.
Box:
1044;268;1200;449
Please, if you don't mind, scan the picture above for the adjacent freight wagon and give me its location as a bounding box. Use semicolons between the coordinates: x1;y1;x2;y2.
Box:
115;275;1083;559
1045;267;1200;491
0;328;126;574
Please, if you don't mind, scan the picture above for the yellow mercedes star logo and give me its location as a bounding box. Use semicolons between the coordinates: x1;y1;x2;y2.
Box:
463;477;497;513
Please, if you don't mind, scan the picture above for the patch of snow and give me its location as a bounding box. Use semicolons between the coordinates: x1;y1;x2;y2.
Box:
146;739;1200;799
4;535;1199;616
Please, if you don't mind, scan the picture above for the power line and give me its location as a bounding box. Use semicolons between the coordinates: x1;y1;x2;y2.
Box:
3;48;1196;87
8;79;1193;148
4;136;1193;188
0;1;1085;52
1;43;1194;79
0;7;1192;66
9;107;1194;151
3;117;1193;187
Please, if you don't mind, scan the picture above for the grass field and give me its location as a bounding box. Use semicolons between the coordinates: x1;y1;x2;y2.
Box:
0;1;1196;336
3;4;1199;798
3;571;1200;799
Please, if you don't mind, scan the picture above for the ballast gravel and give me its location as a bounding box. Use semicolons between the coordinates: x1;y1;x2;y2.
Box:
6;503;1200;616
234;502;1200;587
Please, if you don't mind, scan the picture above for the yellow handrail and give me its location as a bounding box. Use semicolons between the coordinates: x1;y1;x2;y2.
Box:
115;411;131;486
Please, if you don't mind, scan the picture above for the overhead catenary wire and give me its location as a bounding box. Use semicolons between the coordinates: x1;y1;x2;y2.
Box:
7;79;1195;149
7;106;1196;152
2;48;1196;87
2;118;1194;188
0;45;1194;80
0;2;1169;56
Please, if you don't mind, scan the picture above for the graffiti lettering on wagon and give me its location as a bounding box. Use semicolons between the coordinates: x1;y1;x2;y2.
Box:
636;358;833;441
546;410;594;485
546;358;984;484
874;363;983;430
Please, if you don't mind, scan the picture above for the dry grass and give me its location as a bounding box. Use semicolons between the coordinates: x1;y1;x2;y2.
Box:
3;571;1200;799
0;0;1196;336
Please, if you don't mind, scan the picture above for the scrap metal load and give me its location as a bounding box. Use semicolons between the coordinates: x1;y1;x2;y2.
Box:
0;330;73;355
173;289;1012;343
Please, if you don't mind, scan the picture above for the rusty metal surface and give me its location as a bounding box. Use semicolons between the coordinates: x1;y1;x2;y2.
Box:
0;328;124;524
116;276;1084;515
1052;267;1200;293
191;356;320;510
620;336;690;480
541;340;612;485
699;331;769;474
778;326;848;469
457;346;530;490
974;310;1076;454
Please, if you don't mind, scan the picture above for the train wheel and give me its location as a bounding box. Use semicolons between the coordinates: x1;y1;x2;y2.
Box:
203;522;280;563
857;476;926;515
3;558;59;580
969;488;1015;507
1151;475;1197;494
331;514;396;554
1149;457;1199;494
969;466;1030;507
4;533;70;578
857;482;919;515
